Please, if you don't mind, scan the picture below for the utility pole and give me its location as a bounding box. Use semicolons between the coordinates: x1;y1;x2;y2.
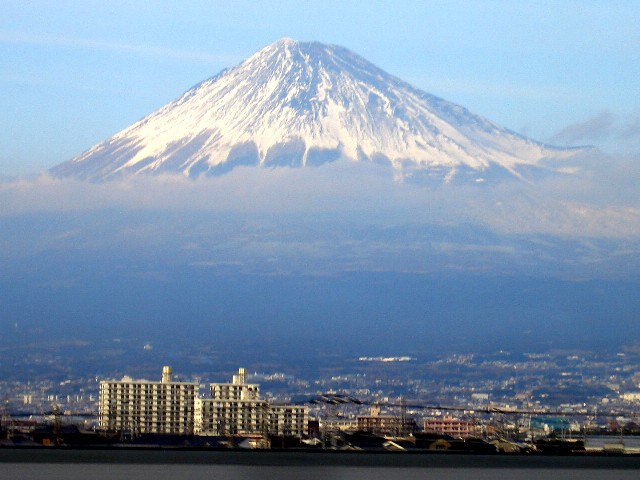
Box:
52;403;62;445
400;396;407;437
1;397;10;439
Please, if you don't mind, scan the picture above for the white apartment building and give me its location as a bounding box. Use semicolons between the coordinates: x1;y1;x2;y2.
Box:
195;368;308;438
195;367;267;436
268;405;308;437
99;366;197;435
211;367;261;402
100;366;308;439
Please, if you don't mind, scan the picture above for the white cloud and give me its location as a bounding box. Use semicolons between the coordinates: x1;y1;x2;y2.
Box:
550;111;615;144
1;156;639;281
1;155;639;240
0;31;237;65
549;111;640;153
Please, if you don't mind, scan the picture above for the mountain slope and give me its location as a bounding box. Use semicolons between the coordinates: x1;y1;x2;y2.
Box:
52;38;582;181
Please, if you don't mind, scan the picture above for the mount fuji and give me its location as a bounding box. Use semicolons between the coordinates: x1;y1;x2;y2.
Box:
7;39;640;364
52;38;583;182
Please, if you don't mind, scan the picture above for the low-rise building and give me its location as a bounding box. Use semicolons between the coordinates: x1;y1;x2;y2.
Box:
356;405;415;437
423;415;475;438
621;392;640;402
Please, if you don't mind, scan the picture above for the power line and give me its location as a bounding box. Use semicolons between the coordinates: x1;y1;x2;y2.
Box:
301;394;638;418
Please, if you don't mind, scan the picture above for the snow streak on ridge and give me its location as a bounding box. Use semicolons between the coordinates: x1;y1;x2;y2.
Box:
52;38;583;181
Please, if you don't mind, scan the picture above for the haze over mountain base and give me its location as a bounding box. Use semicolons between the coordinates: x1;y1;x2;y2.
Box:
2;156;639;365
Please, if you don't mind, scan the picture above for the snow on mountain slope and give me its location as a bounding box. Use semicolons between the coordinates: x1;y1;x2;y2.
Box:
52;38;584;181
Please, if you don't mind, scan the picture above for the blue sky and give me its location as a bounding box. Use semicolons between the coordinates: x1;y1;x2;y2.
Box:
1;0;639;175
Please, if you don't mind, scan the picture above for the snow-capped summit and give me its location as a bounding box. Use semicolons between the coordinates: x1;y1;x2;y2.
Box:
52;38;582;181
